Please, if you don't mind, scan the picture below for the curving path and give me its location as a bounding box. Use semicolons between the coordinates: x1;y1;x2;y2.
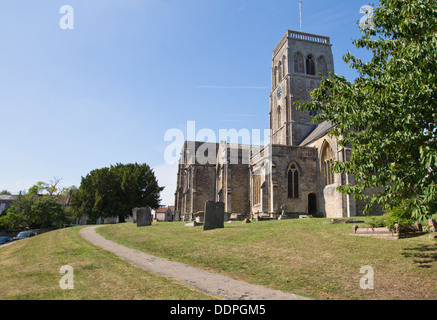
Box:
80;226;310;300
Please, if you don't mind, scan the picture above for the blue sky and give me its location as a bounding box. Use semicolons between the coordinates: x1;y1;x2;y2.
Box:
0;0;373;206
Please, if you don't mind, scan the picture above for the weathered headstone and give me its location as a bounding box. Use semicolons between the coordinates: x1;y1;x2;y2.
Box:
203;201;225;231
185;221;203;227
352;225;359;234
355;227;391;234
194;211;205;223
230;213;244;221
332;219;365;224
131;207;139;223
134;207;152;227
279;204;287;220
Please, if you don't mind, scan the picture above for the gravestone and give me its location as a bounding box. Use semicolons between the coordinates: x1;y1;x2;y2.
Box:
352;225;359;234
194;211;205;223
279;204;287;220
230;213;244;221
185;221;203;227
134;207;152;227
131;208;138;223
203;201;225;231
332;219;365;224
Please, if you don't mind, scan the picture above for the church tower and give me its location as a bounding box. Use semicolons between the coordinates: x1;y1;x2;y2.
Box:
269;30;334;146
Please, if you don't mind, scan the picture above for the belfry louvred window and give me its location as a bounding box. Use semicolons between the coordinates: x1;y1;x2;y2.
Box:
294;53;304;73
306;55;315;75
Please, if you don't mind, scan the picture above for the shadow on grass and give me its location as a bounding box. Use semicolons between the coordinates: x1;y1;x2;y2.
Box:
402;243;437;268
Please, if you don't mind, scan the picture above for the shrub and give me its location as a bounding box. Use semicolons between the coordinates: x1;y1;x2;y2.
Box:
368;215;387;228
384;201;416;230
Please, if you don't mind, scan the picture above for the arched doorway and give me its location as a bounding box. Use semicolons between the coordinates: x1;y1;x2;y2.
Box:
308;193;317;215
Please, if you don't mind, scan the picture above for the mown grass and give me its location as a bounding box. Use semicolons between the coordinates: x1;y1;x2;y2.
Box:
98;217;437;300
0;226;214;300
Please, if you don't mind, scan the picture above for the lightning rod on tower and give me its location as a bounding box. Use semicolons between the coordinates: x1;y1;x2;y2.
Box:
299;1;303;32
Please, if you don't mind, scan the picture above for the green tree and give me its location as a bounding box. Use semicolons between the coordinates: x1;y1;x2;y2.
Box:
70;163;163;223
0;194;30;231
113;163;163;222
0;212;25;231
27;177;66;197
30;197;68;228
301;0;437;220
1;195;33;230
0;191;71;231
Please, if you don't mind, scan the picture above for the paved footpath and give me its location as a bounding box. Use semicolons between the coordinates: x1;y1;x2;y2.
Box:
80;226;310;300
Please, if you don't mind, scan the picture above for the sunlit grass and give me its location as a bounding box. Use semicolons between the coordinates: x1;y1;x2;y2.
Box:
99;217;437;300
0;226;214;300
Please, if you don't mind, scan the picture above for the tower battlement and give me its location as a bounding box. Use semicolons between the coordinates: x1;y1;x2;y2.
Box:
273;30;331;58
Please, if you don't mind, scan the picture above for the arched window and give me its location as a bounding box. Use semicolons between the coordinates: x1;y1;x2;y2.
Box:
306;55;315;75
278;62;282;82
321;142;335;186
253;174;261;205
277;106;282;128
317;56;328;77
287;163;299;198
294;53;304;73
273;66;277;88
282;55;287;77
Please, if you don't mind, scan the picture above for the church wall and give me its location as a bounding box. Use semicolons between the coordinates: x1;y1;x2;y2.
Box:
193;165;216;214
216;143;251;216
272;145;318;214
307;135;353;218
227;164;250;215
174;142;219;219
250;149;269;216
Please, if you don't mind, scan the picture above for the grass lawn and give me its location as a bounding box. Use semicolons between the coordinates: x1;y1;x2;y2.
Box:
0;226;214;300
98;217;437;300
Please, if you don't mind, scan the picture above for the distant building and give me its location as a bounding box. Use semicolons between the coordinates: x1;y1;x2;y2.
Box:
0;192;72;214
0;195;18;214
30;191;72;207
155;206;175;221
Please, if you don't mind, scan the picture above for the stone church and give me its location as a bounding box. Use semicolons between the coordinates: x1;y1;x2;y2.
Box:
174;30;372;220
